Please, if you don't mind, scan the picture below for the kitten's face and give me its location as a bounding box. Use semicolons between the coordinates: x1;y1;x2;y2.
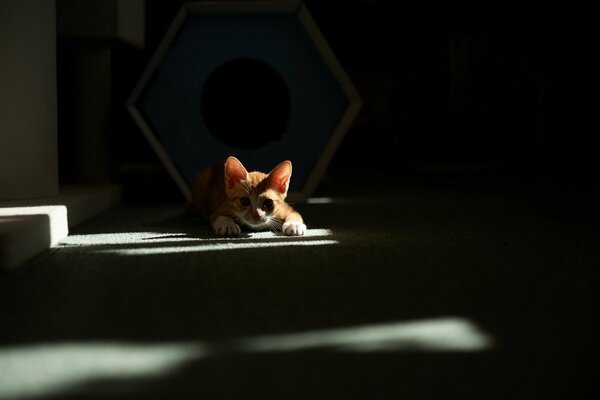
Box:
224;157;292;231
227;174;285;230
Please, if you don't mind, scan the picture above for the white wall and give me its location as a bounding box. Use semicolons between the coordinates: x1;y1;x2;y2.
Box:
0;0;58;200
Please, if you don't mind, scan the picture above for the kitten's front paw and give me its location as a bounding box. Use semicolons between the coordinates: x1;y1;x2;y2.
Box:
213;216;241;236
282;222;306;236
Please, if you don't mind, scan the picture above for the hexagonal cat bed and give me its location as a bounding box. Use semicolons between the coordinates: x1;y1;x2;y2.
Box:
128;1;361;201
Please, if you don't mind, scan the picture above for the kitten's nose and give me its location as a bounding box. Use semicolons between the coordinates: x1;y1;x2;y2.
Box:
251;210;261;221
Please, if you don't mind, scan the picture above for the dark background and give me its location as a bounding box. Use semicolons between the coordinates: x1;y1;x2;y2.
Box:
58;0;600;201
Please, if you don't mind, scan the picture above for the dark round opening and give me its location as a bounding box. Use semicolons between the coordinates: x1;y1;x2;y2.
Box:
201;58;290;149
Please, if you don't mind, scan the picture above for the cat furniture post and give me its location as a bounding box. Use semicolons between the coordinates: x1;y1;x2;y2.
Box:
128;0;362;202
56;0;145;184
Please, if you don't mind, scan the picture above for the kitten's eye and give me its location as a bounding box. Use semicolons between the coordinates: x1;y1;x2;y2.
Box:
262;198;274;210
240;196;250;206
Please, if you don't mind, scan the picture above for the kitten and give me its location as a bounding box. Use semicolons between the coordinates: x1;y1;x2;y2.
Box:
188;156;306;236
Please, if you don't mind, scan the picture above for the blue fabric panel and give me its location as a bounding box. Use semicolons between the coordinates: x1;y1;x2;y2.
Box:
138;12;348;191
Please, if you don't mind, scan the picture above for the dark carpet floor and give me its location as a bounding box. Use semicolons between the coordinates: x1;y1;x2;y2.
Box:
1;180;598;399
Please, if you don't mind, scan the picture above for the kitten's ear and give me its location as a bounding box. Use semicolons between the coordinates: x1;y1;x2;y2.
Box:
224;156;249;189
267;160;292;196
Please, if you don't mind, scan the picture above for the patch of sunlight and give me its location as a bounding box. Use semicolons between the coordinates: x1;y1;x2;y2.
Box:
237;318;493;353
63;229;333;246
61;232;170;246
0;206;68;246
306;197;335;204
0;318;493;398
247;228;332;239
98;239;339;255
0;342;207;400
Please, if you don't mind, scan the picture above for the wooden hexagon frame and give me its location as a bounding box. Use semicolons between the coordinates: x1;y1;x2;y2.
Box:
128;1;362;202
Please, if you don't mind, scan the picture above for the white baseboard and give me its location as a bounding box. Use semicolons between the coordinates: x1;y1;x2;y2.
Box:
0;184;121;270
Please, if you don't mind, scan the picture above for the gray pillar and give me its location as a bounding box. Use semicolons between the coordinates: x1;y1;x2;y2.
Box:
0;0;58;200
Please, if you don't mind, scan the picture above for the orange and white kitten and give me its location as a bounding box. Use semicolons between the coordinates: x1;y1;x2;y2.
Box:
188;156;306;236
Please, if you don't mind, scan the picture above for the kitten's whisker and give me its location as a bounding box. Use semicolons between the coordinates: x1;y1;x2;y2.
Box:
265;218;283;233
269;218;284;227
